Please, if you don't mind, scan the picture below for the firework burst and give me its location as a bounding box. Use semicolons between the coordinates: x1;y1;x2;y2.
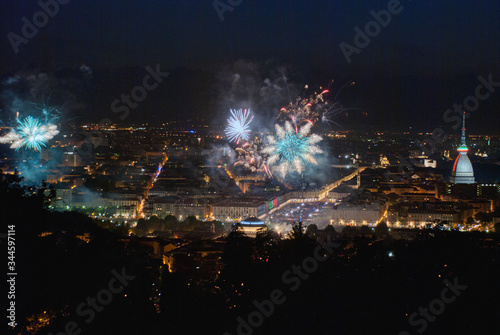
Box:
225;108;254;144
0;116;59;151
234;138;273;177
263;121;322;178
278;89;328;126
278;81;357;128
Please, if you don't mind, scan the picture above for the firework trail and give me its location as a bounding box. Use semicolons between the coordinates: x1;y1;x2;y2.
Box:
263;121;322;178
320;81;358;126
0;116;59;151
35;101;62;124
225;108;254;144
320;102;360;127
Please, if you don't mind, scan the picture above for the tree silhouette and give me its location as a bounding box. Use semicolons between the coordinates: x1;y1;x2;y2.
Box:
466;216;475;226
182;215;200;230
475;212;493;226
289;221;305;240
218;224;254;308
255;228;281;264
359;225;373;237
164;214;179;231
387;192;399;205
342;225;358;239
323;224;336;237
375;221;389;239
306;224;319;236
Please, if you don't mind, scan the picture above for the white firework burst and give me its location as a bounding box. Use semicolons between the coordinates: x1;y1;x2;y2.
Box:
225;108;254;144
0;116;59;151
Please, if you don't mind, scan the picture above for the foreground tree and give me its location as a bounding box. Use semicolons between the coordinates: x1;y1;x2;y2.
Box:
323;224;336;237
475;212;493;227
375;221;389;239
306;223;319;236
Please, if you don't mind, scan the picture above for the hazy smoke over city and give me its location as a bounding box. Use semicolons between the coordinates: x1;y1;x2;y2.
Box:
0;66;91;126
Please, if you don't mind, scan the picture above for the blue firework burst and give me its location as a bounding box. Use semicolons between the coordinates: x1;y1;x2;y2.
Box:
263;121;322;178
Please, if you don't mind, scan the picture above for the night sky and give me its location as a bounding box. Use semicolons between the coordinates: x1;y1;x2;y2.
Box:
1;0;500;132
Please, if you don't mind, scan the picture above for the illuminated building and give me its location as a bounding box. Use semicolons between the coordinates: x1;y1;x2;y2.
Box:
330;202;383;226
62;151;83;167
239;217;267;237
115;205;137;219
450;112;475;184
213;199;267;222
406;210;458;226
144;197;214;220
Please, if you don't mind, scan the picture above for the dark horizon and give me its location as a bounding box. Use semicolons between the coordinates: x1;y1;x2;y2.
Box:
2;1;500;133
2;1;500;76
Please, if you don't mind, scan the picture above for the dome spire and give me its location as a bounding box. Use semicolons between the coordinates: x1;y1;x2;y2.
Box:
451;111;475;184
461;111;466;147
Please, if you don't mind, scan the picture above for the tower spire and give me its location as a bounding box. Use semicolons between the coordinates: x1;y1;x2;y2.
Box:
451;111;475;184
461;111;466;147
